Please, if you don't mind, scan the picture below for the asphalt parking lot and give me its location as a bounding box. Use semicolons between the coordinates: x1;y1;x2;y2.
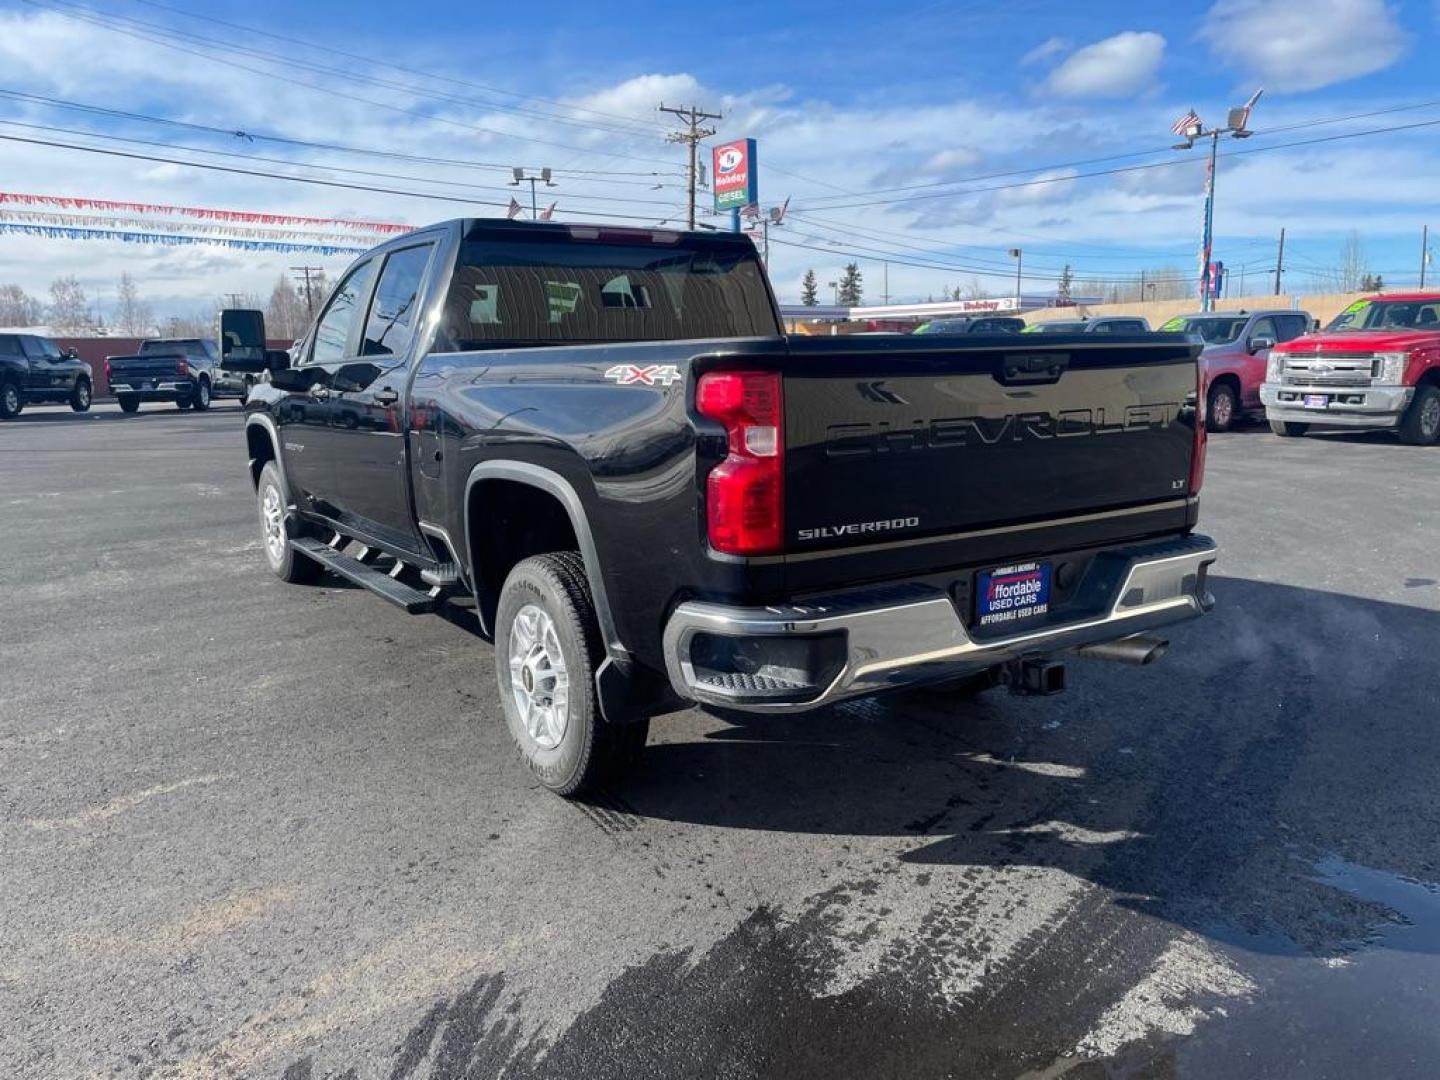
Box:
3;402;1439;1080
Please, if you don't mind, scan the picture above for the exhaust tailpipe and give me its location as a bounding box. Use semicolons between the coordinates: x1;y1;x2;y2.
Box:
1077;634;1169;667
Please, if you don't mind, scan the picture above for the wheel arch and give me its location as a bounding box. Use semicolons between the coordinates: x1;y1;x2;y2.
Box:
245;415;284;492
464;461;622;659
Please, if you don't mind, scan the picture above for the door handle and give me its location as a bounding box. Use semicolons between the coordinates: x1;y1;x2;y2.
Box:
373;386;399;406
309;384;331;400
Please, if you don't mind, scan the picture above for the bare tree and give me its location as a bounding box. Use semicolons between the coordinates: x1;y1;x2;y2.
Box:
265;275;308;339
47;275;92;333
1308;232;1371;293
0;283;43;326
114;273;154;335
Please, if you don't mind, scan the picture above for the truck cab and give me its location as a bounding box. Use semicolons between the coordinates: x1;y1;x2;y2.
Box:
1261;293;1440;444
1160;309;1313;432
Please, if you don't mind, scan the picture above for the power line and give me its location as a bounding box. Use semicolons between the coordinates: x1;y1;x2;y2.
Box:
0;89;680;181
23;0;679;167
790;114;1440;213
0;131;672;221
123;0;669;133
0;119;682;209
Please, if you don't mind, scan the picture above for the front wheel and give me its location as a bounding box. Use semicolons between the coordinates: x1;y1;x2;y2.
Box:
1398;385;1440;446
69;378;92;412
1269;419;1309;437
1206;382;1238;433
0;380;21;419
494;552;647;797
257;462;321;583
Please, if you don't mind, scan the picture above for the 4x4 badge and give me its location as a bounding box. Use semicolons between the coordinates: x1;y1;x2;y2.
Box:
604;363;682;387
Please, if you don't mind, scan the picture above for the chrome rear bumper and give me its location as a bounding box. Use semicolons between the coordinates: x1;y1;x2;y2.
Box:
663;535;1217;713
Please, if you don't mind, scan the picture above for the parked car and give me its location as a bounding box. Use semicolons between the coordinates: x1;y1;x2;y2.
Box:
228;218;1217;798
1024;316;1151;334
1261;292;1440;444
1159;309;1313;432
913;315;1026;334
0;332;93;418
105;338;235;413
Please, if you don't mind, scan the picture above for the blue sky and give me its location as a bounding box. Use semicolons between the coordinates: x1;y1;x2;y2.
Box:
0;0;1434;317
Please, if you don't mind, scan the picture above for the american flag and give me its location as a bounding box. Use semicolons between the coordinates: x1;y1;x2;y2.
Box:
1171;109;1201;137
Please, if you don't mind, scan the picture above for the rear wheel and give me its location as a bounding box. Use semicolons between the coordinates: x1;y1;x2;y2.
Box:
494;552;647;797
1398;384;1440;446
175;397;192;411
192;377;212;412
1269;419;1309;437
0;380;21;419
1206;382;1238;433
241;375;255;404
257;462;321;583
69;378;92;412
117;395;140;414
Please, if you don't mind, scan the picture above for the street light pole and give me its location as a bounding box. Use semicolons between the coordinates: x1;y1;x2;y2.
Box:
1172;89;1262;313
511;167;556;219
1009;247;1022;304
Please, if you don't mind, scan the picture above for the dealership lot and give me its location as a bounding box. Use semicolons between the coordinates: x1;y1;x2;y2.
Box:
3;405;1439;1079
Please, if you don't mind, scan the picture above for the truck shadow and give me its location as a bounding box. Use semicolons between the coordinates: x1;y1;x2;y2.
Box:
625;575;1440;955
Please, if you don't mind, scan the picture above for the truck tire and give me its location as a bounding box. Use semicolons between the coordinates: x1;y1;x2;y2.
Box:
192;377;212;412
0;380;21;419
1205;382;1238;433
241;375;254;404
117;395;139;414
1269;419;1308;437
69;377;92;412
1398;385;1440;446
175;396;192;411
257;461;322;584
494;552;647;797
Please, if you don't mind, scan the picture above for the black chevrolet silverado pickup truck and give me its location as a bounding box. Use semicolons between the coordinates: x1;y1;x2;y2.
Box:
226;218;1217;797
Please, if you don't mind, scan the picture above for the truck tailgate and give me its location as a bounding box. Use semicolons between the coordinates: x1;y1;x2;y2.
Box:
782;335;1199;554
109;355;185;380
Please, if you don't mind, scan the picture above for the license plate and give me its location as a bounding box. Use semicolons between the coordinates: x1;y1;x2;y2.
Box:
976;561;1052;628
1303;394;1328;410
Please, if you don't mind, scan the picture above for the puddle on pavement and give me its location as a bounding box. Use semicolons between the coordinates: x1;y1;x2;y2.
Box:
1098;853;1440;1078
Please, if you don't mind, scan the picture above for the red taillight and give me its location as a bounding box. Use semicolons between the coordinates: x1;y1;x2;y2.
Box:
697;370;784;555
176;358;189;376
103;359;111;381
1189;364;1207;495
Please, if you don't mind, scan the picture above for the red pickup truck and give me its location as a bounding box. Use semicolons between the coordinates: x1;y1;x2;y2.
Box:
1261;292;1440;445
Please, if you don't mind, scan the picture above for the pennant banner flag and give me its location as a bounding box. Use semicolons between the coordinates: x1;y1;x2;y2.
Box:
0;209;378;247
0;191;412;235
0;221;369;256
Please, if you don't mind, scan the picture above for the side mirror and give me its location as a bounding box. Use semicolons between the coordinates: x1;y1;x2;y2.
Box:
1249;334;1275;354
219;308;269;372
264;349;291;373
65;347;79;359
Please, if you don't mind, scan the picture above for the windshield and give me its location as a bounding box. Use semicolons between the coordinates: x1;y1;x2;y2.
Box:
1325;299;1440;332
1161;317;1247;344
436;231;779;350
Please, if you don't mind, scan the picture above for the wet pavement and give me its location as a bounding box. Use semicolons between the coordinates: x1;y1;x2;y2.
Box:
2;405;1438;1079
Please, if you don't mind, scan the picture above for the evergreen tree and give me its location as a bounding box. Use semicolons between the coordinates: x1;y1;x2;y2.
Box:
837;262;864;306
1057;264;1074;304
801;269;819;306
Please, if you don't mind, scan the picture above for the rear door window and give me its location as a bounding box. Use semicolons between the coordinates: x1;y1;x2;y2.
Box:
0;334;20;356
362;243;435;358
309;259;376;365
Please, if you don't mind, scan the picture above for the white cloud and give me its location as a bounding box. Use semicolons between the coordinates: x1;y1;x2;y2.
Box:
1200;0;1405;92
1044;32;1166;98
921;148;982;176
1021;37;1072;67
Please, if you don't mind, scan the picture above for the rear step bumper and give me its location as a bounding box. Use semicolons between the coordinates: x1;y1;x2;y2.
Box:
662;535;1217;713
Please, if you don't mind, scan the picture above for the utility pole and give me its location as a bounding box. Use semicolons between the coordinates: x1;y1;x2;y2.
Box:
291;265;322;318
882;261;890;305
1172;89;1262;312
1274;227;1286;295
1421;224;1429;289
1008;248;1022;304
511;167;556;219
1139;270;1146;302
225;292;243;308
659;102;721;230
